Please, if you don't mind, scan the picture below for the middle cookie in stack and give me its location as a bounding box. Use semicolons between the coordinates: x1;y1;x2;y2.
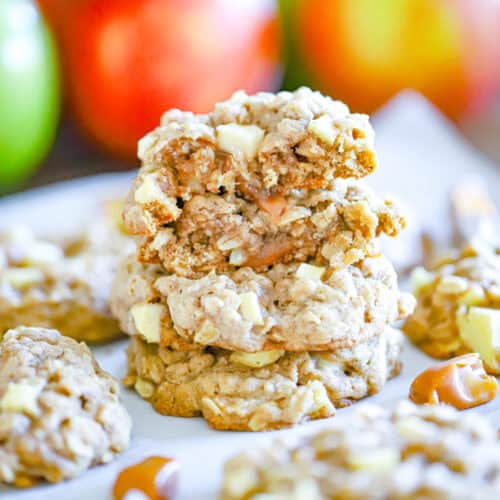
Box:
111;88;415;431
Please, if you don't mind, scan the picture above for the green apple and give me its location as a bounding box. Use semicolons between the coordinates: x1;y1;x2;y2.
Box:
0;0;60;192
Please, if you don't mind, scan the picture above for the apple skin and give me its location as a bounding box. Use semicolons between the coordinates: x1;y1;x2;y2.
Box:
281;0;500;118
0;0;60;192
56;0;281;159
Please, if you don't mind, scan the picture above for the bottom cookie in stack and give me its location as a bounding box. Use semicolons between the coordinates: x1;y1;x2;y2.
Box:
123;327;403;431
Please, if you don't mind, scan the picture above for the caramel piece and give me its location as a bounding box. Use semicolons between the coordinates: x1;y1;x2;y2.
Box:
244;237;293;268
409;353;498;410
113;456;179;500
256;195;287;222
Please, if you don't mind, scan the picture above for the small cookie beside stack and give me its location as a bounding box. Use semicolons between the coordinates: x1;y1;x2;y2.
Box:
404;237;500;374
0;201;133;343
111;88;414;431
221;401;500;499
0;327;131;487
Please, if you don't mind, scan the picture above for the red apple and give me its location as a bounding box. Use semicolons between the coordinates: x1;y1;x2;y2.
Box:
58;0;281;158
36;0;78;33
285;0;500;118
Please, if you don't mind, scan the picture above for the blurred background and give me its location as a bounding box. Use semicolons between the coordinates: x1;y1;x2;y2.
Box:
1;0;499;195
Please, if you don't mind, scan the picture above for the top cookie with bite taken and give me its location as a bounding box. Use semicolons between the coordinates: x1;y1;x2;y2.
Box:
124;87;377;236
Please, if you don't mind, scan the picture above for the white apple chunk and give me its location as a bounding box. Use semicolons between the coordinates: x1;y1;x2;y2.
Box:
457;306;500;372
216;124;264;160
239;291;264;325
130;302;165;343
230;350;284;368
296;263;325;280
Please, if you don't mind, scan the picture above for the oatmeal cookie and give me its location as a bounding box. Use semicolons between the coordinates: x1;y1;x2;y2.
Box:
221;400;500;499
135;179;405;277
0;327;131;487
111;255;414;352
403;238;500;373
124;327;403;431
0;226;122;343
124;88;377;236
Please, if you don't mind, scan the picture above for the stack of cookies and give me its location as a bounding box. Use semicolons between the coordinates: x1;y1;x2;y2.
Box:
111;87;415;431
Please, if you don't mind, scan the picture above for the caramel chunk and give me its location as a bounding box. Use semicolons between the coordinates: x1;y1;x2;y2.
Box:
255;195;287;222
113;456;179;500
409;353;498;410
244;237;293;268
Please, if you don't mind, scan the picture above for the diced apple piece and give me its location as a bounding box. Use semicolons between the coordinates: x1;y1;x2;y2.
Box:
216;124;265;160
308;115;337;145
134;175;170;205
296;263;325;280
396;416;435;441
194;320;219;344
409;266;434;296
295;481;322;499
321;242;340;262
457;306;500;371
134;377;155;398
308;380;333;413
248;413;266;432
216;236;241;251
239;292;264;325
278;207;311;226
347;448;399;472
229;248;247;266
130;303;165;343
0;381;42;416
458;284;486;306
151;229;175;251
315;352;340;370
23;241;63;266
230;350;284;368
436;275;468;294
5;268;44;288
223;468;259;498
